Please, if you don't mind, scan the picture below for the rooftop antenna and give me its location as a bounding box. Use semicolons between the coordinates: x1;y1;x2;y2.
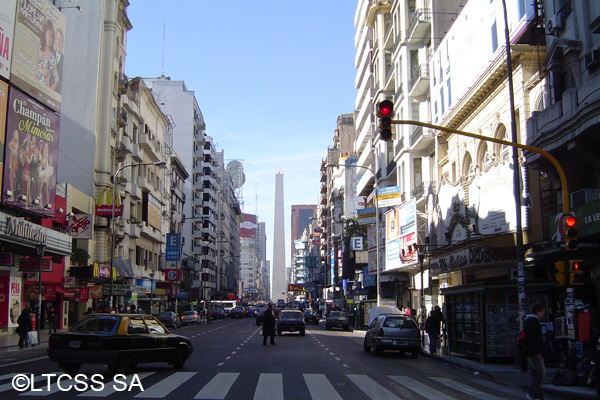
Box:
161;19;166;77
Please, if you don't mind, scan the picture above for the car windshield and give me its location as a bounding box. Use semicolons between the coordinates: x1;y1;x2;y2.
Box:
281;311;302;319
71;316;120;333
330;311;346;318
384;316;418;329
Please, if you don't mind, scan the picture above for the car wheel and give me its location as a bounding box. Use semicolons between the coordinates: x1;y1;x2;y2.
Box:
363;339;372;352
60;362;81;376
410;348;420;358
111;356;133;375
172;347;187;369
300;330;305;336
372;343;381;355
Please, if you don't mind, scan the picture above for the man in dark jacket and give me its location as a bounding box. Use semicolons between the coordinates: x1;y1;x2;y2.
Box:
16;308;32;348
524;302;546;400
425;311;442;354
262;303;277;345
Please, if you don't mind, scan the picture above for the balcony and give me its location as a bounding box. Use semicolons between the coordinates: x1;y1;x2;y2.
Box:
412;181;436;200
140;221;161;242
409;64;429;97
116;110;128;128
406;9;431;44
409;125;435;152
128;223;140;238
137;175;149;191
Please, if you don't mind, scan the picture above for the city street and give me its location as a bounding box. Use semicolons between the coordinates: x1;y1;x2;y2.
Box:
0;318;573;400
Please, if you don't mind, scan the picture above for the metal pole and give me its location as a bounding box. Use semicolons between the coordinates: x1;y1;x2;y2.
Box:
375;179;380;307
36;244;46;333
150;272;155;314
419;252;425;347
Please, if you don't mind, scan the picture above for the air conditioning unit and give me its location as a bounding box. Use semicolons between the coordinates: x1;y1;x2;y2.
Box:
585;49;600;69
571;188;600;208
546;15;562;35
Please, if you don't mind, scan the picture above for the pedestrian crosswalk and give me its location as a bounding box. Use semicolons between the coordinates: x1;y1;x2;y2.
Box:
0;371;524;399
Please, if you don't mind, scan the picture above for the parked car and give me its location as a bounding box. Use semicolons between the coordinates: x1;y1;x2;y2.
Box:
230;306;246;318
155;311;180;329
277;310;305;336
363;313;421;358
326;311;351;331
180;311;200;326
213;308;226;319
303;310;320;325
47;313;193;375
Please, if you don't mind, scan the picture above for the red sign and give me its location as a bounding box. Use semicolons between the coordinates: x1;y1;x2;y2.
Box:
164;269;181;281
19;259;52;272
79;288;89;302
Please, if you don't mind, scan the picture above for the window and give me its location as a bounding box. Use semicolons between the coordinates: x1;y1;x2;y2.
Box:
146;318;167;334
491;21;498;53
129;317;148;334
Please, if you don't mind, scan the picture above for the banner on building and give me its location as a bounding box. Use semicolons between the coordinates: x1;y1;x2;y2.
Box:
165;233;181;261
11;0;66;112
240;213;257;238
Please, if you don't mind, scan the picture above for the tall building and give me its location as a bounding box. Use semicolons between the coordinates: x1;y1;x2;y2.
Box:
271;168;287;302
256;221;268;300
290;205;316;262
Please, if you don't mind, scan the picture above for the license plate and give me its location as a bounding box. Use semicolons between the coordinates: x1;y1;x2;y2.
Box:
393;341;407;346
69;341;81;348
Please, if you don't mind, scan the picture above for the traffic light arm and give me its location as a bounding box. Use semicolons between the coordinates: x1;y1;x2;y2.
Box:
393;120;570;214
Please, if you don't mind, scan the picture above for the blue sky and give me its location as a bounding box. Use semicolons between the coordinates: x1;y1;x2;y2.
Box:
125;1;358;265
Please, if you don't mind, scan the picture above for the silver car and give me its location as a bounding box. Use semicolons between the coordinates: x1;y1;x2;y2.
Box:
180;311;200;326
363;314;421;358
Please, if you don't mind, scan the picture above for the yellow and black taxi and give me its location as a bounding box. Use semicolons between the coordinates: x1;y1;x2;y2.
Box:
47;313;193;375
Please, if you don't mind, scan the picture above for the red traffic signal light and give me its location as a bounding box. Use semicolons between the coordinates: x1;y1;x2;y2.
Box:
563;214;578;251
569;260;584;285
378;100;394;118
377;100;394;141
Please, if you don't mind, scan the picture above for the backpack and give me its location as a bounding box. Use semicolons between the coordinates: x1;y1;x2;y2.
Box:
517;329;528;353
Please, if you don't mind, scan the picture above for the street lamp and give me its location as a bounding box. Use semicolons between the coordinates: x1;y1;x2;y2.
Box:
109;161;166;310
326;163;381;306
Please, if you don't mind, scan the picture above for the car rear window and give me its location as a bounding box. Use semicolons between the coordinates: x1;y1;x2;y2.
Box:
183;311;195;316
385;317;418;329
281;311;302;319
71;316;120;333
160;312;173;317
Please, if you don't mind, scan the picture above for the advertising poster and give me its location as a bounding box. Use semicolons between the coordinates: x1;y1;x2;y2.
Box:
240;213;257;238
0;81;8;195
0;0;17;79
11;0;66;112
67;213;93;239
9;275;21;328
147;193;161;229
3;86;59;213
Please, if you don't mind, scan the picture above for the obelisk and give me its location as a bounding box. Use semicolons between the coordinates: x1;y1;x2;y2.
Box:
271;168;287;302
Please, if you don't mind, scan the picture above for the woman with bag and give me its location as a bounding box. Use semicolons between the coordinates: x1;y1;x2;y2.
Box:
16;308;32;348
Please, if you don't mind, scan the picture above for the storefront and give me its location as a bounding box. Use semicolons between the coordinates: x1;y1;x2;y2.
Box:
0;212;71;333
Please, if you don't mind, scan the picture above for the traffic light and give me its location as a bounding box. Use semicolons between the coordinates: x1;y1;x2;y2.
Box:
569;260;584;285
377;100;394;141
563;214;578;251
554;261;567;286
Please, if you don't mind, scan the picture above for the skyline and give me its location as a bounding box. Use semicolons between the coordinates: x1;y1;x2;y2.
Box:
125;1;359;267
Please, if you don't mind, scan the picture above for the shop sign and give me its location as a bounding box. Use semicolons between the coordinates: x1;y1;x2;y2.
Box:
6;217;47;243
0;252;13;265
95;188;123;217
102;284;128;296
19;259;52;272
164;269;181;281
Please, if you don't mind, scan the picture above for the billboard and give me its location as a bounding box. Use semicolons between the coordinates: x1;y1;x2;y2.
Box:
3;86;59;213
0;81;8;196
147;193;161;229
0;0;17;80
240;213;257;238
10;0;66;112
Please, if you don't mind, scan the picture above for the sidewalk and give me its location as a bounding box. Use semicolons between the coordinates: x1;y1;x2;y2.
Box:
423;350;598;399
0;329;63;352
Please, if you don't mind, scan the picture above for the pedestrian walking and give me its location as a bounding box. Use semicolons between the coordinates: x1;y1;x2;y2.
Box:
425;310;442;354
47;306;57;334
524;302;546;400
16;308;32;348
262;303;277;345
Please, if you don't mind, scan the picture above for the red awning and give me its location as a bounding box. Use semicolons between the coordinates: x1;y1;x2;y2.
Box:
55;286;75;298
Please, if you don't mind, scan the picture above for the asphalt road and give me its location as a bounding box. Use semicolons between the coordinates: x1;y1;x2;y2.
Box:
0;318;569;399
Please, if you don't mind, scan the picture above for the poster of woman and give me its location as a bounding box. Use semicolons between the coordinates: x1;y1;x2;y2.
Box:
10;0;66;112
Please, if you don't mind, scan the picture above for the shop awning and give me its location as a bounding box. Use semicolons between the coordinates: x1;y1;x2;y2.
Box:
55;286;75;298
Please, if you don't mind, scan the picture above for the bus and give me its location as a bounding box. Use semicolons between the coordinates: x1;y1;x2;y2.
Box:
211;300;238;315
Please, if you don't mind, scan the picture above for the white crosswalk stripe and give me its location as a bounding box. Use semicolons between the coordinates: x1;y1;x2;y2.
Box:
194;372;239;399
134;371;196;398
303;374;343;400
0;371;519;399
432;376;507;400
254;373;283;400
389;375;457;400
346;374;402;400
